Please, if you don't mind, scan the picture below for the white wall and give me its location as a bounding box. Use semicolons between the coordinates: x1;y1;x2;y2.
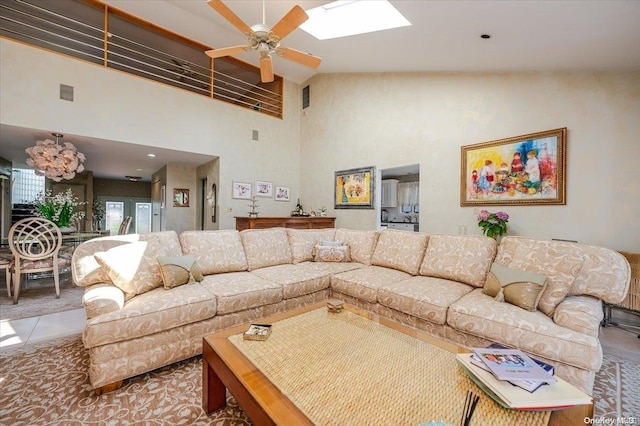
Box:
300;72;640;252
0;39;302;230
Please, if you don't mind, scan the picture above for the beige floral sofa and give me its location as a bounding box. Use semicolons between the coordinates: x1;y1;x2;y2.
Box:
71;227;630;395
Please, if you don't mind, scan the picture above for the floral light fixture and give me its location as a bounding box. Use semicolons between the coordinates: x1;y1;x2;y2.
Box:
25;132;86;182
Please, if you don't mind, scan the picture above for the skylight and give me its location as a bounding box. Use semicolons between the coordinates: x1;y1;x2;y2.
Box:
300;0;411;40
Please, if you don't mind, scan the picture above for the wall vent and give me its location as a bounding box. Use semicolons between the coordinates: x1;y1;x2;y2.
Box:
302;85;310;109
60;84;74;101
252;130;259;141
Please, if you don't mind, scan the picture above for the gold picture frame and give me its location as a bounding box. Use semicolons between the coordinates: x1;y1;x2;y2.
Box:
460;128;567;206
173;188;189;207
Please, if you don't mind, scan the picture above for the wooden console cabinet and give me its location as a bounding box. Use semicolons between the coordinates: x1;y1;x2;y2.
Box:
235;216;335;231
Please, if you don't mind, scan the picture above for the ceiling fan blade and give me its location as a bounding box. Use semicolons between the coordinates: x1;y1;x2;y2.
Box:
260;55;274;83
207;0;252;34
277;47;321;69
271;5;308;40
205;45;248;59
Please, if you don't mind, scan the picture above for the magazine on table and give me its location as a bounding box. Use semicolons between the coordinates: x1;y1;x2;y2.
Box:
470;354;553;393
457;353;592;410
471;347;557;383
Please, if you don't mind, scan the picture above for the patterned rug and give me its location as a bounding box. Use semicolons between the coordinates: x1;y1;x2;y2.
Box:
0;276;85;321
0;335;637;425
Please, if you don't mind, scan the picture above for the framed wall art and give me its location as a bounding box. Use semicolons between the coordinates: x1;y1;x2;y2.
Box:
275;186;291;201
255;180;273;198
232;181;252;200
460;127;567;206
334;166;375;209
173;188;189;207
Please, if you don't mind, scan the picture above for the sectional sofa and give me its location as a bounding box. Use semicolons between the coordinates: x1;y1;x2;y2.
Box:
71;227;630;395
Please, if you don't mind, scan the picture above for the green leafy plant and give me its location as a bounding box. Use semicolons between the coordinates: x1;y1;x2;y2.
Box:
477;209;509;239
32;189;85;228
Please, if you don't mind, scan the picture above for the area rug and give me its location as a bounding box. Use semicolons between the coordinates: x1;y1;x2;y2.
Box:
0;277;84;321
1;336;637;425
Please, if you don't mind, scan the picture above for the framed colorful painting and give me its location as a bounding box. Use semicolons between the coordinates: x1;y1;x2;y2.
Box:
460;128;567;206
334;166;375;209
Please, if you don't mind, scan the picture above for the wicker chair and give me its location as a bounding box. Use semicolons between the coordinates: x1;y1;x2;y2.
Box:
602;251;639;337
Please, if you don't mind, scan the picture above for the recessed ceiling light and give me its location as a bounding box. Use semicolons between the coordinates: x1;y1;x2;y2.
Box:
147;153;156;157
300;0;411;41
136;168;143;171
481;34;491;39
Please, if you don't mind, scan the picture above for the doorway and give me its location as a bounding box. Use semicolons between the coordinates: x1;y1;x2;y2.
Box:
99;196;152;235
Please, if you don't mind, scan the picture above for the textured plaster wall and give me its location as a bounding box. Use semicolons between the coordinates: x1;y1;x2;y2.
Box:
0;39;301;230
300;72;640;252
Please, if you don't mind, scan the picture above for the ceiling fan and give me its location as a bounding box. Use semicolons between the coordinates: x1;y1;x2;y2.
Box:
205;0;321;83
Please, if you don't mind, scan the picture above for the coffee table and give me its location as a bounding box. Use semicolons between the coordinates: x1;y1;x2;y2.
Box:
203;302;592;425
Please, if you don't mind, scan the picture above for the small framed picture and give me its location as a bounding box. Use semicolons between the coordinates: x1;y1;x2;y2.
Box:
232;181;252;200
275;186;291;202
255;180;273;198
173;188;189;207
243;324;272;341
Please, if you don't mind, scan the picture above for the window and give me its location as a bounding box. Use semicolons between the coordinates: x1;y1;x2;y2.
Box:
11;168;45;205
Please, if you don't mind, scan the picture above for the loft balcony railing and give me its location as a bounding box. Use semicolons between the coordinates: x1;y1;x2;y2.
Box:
0;0;283;118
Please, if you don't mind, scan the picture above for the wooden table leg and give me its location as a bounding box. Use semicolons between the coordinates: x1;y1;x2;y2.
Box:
203;341;227;413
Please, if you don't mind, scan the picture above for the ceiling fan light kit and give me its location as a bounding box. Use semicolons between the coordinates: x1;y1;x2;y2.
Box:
205;0;321;83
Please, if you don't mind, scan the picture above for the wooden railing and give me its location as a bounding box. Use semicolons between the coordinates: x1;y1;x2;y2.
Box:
0;0;284;118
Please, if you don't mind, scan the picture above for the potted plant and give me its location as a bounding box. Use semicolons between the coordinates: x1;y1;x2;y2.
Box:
32;189;86;233
92;199;105;231
477;209;509;240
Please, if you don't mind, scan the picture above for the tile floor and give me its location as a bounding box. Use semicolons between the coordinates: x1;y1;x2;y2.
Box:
0;308;85;349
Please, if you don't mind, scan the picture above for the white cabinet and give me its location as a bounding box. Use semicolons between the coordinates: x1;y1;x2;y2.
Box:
387;223;418;232
381;179;399;208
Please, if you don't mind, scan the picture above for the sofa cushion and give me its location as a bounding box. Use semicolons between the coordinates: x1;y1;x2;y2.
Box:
94;231;183;300
300;260;365;275
378;276;474;325
179;230;248;274
157;255;203;289
199;271;283;315
334;229;379;265
447;289;602;372
83;282;217;348
240;228;292;271
331;266;411;303
420;235;497;287
496;240;584;316
250;263;333;299
286;228;337;263
370;230;429;275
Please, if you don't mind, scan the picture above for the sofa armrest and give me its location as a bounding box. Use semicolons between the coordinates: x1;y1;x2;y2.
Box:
553;295;603;337
82;283;125;320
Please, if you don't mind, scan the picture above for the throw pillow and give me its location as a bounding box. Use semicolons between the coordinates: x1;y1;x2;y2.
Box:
482;263;548;311
313;244;351;262
157;255;204;289
94;241;165;300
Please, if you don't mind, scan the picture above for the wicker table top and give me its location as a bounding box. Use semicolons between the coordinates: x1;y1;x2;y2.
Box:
226;304;551;426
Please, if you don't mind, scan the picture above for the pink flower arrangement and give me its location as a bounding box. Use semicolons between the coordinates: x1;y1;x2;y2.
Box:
477;210;509;239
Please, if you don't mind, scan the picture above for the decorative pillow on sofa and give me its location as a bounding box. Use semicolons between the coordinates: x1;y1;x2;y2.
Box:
496;240;585;316
157;255;204;289
94;241;167;300
483;263;547;311
286;228;337;263
313;244;351;262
